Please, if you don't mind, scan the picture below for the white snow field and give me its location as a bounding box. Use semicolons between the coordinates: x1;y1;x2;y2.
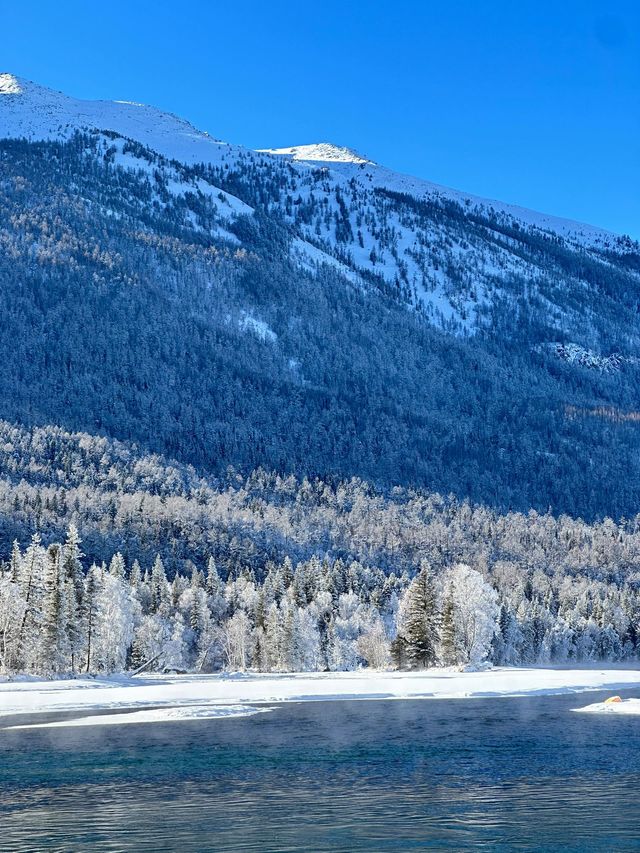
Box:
573;698;640;715
1;668;639;725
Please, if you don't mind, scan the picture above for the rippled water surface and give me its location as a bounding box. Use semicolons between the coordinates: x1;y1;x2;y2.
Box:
1;691;639;851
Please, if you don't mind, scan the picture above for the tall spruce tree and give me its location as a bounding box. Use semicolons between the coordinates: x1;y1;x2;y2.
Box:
42;545;69;673
403;563;440;669
62;524;84;672
440;585;457;666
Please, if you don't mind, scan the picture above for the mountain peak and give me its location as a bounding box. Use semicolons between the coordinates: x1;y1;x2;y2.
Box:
260;142;373;165
0;73;23;95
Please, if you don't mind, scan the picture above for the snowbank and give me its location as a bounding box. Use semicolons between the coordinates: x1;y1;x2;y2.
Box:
6;704;267;729
573;698;640;716
2;667;640;724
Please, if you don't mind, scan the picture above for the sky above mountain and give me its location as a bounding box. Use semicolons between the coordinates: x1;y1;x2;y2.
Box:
1;0;638;238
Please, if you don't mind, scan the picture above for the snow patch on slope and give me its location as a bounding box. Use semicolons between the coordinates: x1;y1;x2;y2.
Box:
262;142;372;164
542;342;640;373
0;73;22;95
239;312;277;342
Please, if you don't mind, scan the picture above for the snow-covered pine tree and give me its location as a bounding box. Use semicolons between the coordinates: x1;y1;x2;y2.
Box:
62;524;84;672
440;585;457;666
150;555;169;614
42;545;70;673
109;552;126;580
401;563;440;669
264;601;281;671
83;564;101;672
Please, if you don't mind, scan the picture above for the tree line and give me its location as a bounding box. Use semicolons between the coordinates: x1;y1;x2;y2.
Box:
1;524;638;677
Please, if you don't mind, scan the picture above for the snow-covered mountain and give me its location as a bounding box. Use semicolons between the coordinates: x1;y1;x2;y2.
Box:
2;72;638;334
2;72;640;519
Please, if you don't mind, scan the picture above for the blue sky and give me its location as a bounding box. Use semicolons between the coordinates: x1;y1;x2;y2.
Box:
2;0;638;236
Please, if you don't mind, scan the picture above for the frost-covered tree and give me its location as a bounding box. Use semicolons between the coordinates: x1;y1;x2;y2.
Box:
224;610;251;670
357;620;389;670
92;571;138;672
398;564;440;669
445;564;499;666
0;578;26;672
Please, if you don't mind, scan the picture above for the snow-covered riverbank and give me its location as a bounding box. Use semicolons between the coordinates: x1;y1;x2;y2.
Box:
1;667;639;724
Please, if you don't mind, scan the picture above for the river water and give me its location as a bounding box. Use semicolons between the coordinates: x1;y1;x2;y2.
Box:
1;691;639;851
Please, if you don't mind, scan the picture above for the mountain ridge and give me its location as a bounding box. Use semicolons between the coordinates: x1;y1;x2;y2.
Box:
0;73;630;248
1;76;640;518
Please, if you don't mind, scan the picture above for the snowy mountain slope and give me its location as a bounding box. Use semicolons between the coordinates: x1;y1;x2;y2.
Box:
265;141;619;247
0;73;238;165
3;77;640;517
2;70;640;362
3;72;639;338
247;143;640;333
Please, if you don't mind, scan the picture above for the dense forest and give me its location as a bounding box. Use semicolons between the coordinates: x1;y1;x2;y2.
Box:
1;426;640;674
1;513;638;677
0;134;640;519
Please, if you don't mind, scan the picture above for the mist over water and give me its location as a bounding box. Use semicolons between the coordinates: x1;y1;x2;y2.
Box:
1;693;639;851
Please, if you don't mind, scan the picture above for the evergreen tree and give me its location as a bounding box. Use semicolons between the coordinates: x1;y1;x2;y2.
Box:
390;634;409;669
150;555;169;614
62;524;84;672
42;545;69;673
440;586;457;666
402;564;440;669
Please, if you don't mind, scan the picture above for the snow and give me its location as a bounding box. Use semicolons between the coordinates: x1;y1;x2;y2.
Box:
284;155;621;249
0;74;237;169
573;698;640;715
1;668;640;723
0;73;623;253
260;142;373;164
0;73;21;95
2;72;638;331
239;313;277;342
6;704;267;729
542;342;639;373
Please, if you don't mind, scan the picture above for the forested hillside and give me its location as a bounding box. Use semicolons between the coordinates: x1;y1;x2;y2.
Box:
1;133;640;518
1;76;640;675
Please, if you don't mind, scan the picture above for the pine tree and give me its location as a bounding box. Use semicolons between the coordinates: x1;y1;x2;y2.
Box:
129;560;142;592
83;564;101;672
390;634;409;669
9;540;21;583
109;552;126;580
42;545;69;673
264;602;281;671
440;586;457;666
281;556;294;589
62;524;84;672
16;533;44;664
206;557;222;596
150;555;168;614
402;564;440;669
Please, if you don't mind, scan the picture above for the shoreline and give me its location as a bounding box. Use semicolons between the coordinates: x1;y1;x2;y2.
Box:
1;666;639;722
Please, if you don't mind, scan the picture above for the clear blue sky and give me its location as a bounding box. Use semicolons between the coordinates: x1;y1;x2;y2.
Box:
2;0;638;236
